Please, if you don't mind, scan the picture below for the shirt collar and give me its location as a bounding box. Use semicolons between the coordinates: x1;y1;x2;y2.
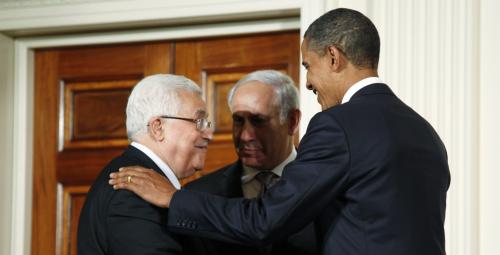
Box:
130;141;181;190
241;147;297;184
341;77;383;104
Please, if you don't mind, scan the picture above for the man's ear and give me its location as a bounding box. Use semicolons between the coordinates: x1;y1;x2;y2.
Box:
149;118;165;142
327;45;343;71
287;109;302;135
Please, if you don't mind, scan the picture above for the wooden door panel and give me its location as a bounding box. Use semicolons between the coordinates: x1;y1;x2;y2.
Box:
207;73;240;134
61;186;90;255
57;149;125;184
58;44;146;78
63;79;137;149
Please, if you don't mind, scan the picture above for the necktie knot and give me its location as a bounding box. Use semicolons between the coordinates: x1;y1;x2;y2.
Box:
255;171;279;196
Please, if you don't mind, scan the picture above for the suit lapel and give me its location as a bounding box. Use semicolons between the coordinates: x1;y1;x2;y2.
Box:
221;161;244;198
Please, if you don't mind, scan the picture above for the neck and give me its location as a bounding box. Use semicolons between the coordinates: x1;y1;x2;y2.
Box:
134;136;165;162
338;66;378;102
271;143;294;170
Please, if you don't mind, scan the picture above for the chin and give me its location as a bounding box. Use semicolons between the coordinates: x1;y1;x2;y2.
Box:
242;160;263;169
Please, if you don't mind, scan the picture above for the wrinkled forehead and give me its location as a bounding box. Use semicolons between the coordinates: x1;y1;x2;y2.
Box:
231;82;279;115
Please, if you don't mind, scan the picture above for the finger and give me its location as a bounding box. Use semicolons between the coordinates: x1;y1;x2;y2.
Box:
119;165;152;174
109;174;145;185
114;168;140;178
109;175;128;185
110;169;148;179
109;171;126;181
112;175;144;189
112;181;138;191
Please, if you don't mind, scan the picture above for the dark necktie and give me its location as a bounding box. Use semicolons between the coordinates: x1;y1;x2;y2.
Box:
255;171;279;197
255;171;279;255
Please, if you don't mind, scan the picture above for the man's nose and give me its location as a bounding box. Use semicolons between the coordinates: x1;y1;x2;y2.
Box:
306;82;313;90
202;127;214;141
240;123;256;141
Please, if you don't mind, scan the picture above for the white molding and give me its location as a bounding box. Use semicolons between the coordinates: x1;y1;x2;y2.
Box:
0;33;14;255
479;0;500;254
0;0;301;35
0;0;105;8
11;40;35;255
17;17;300;48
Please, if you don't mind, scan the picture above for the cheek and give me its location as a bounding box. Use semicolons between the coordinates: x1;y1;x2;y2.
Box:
265;126;288;147
264;134;279;149
194;151;207;161
256;132;272;150
232;127;241;142
177;134;198;156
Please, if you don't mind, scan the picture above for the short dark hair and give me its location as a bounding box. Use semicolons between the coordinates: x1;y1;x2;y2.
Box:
304;8;380;69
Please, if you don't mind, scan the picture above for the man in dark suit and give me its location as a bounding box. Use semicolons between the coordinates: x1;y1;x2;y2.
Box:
182;70;317;255
110;8;450;255
77;74;213;255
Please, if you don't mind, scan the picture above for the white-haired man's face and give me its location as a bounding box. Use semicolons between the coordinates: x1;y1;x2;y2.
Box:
153;90;213;179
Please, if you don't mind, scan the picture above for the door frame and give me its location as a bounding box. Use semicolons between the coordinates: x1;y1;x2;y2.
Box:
10;1;331;254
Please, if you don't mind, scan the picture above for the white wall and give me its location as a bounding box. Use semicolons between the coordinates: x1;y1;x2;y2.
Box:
0;33;14;255
479;0;500;253
366;1;480;254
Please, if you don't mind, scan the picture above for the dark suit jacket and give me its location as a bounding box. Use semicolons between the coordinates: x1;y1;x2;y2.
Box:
78;145;183;255
182;161;318;255
167;84;451;255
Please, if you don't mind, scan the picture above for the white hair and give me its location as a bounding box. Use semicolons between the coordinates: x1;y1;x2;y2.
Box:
126;74;202;140
227;70;299;123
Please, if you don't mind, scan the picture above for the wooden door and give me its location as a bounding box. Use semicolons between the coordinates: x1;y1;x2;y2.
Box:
32;31;299;255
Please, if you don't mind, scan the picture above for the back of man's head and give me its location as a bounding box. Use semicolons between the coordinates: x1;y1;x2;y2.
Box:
126;74;202;141
304;8;380;69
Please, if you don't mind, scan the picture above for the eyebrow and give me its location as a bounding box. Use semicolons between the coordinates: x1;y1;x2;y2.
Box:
232;111;270;119
195;109;208;118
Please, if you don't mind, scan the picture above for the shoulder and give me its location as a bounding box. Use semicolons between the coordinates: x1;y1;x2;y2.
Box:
184;162;239;191
107;149;167;216
86;149;139;196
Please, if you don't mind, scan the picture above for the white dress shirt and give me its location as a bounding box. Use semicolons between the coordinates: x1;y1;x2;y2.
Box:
131;142;181;190
241;148;297;198
341;77;383;104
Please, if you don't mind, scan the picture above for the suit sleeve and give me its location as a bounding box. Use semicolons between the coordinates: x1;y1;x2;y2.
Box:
167;112;351;245
107;190;183;255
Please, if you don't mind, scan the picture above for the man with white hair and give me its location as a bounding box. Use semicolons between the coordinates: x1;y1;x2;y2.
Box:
77;74;213;255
